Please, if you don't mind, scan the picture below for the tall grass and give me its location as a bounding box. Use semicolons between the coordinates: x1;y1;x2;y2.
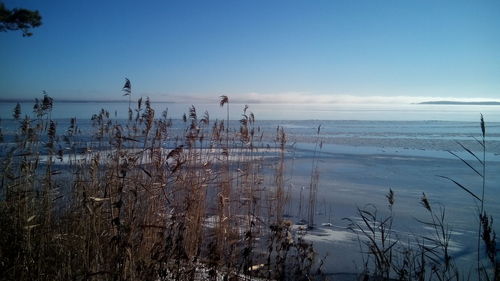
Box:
439;114;499;280
0;92;324;281
307;125;322;229
1;89;498;281
344;115;499;281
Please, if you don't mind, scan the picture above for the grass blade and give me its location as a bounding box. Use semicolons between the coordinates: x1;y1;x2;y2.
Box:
455;141;483;165
437;175;481;201
447;150;483;177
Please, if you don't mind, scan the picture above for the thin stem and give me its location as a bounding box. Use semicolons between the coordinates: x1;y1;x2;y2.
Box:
477;117;486;280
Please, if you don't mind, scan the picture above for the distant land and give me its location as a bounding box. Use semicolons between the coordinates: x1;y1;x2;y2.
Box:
419;101;500;105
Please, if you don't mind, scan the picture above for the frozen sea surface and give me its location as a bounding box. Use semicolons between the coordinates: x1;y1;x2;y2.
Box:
1;101;499;278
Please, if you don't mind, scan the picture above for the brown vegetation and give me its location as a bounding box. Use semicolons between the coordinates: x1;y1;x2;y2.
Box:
0;93;323;281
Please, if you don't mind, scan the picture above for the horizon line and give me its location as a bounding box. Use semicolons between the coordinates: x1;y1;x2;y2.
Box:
2;96;500;105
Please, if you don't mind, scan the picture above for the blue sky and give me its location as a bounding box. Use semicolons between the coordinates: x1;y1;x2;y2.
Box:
1;0;499;103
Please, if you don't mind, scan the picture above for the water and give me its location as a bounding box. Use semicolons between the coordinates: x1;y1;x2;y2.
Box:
3;101;500;156
2;101;500;121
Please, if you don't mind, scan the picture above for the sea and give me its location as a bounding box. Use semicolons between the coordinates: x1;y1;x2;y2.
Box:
2;101;500;157
2;101;500;122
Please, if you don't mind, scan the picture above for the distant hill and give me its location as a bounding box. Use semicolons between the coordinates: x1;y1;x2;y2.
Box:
419;101;500;105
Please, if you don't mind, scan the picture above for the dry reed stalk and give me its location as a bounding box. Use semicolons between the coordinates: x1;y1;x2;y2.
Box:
0;92;329;281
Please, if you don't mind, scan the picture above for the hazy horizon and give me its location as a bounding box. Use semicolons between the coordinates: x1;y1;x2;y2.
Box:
2;94;500;105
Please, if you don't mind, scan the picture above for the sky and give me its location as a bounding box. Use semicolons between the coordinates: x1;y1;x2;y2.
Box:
1;0;499;104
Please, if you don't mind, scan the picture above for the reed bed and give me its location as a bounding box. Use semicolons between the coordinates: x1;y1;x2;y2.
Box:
0;93;322;281
0;89;498;281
